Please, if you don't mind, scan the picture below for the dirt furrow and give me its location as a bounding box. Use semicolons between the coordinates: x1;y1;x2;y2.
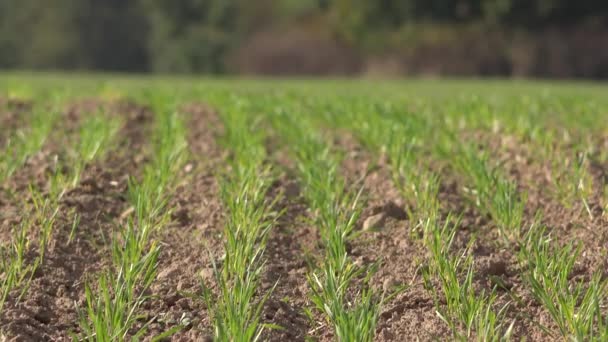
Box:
261;166;315;341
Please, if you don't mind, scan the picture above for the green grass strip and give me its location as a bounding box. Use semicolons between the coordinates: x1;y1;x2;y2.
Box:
201;95;279;341
77;98;187;341
520;226;607;340
270;104;386;342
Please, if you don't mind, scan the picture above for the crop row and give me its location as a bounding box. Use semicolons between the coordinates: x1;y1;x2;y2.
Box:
1;85;608;340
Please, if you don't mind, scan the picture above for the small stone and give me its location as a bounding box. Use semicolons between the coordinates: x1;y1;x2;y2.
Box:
354;256;365;267
171;208;190;225
199;267;215;283
382;277;399;292
158;264;179;279
176;279;187;291
285;181;300;197
119;206;135;220
363;213;386;231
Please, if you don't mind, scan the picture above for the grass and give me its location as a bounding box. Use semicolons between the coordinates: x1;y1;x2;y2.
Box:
201;96;280;341
1;104;121;318
348;101;440;229
70;113;121;187
446;141;526;243
77;99;187;341
0;186;59;314
520;226;607;340
1;103;121;319
270;107;387;341
313;94;517;340
550;150;594;219
0;103;58;182
306;98;439;232
422;214;513;341
28;186;60;262
0;218;38;314
79;222;161;341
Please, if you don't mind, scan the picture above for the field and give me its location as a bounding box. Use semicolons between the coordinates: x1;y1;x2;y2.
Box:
1;74;608;341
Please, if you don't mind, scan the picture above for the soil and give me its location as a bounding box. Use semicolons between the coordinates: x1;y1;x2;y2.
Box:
260;171;315;342
1;98;606;341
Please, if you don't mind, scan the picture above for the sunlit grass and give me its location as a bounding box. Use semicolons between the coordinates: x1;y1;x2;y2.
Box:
270;106;388;342
0;104;58;182
70;113;121;187
446;141;526;243
201;96;280;341
520;226;607;340
77;100;187;341
422;214;513;341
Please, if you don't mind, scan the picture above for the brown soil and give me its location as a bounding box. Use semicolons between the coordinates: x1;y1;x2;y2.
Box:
260;171;315;341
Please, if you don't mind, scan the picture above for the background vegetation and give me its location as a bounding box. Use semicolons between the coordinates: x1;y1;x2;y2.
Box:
0;0;607;77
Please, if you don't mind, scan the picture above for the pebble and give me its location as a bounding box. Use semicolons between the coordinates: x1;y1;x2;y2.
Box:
199;267;215;283
383;277;399;292
363;213;386;231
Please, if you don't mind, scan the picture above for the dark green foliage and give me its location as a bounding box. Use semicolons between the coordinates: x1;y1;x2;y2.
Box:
0;0;606;74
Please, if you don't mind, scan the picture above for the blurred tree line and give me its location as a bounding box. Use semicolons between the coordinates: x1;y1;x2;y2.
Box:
0;0;606;75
